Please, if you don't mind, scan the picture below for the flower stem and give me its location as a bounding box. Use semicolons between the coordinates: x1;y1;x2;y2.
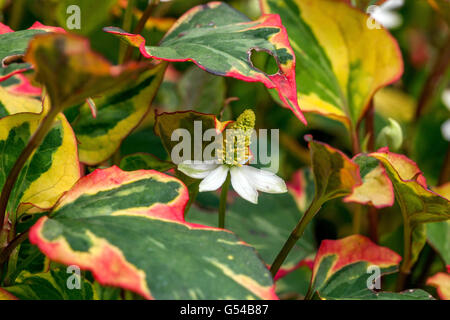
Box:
270;199;322;278
0;107;60;232
218;173;231;229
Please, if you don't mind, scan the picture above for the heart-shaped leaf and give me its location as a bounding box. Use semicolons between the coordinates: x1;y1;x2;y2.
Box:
0;112;80;217
260;0;403;128
370;149;450;273
370;149;450;225
29;166;277;300
309;235;432;300
0;22;65;82
67;62;167;165
105;1;305;124
24;33;153;111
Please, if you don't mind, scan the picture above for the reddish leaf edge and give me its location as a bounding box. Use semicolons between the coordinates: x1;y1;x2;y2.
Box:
29;166;278;300
311;235;402;281
104;2;306;125
0;22;66;82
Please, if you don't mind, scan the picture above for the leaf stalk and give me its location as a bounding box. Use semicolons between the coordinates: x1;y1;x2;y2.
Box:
270;199;322;278
0;107;60;232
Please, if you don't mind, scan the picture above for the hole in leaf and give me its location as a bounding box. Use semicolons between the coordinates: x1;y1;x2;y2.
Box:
19;214;32;223
249;49;279;75
2;54;25;67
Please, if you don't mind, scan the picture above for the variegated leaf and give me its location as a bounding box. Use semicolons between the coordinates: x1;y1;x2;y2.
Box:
24;33;153;112
370;148;450;273
188;190;316;280
0;74;42;97
1;268;95;300
0;112;80;217
277;138;362;259
29;166;277;300
370;149;450;225
308;138;361;203
0;22;65;82
261;0;403;128
105;1;305;123
67;63;167;165
309;235;432;300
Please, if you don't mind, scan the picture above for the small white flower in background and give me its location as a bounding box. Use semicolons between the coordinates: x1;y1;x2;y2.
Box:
441;89;450;141
368;0;404;29
441;120;450;141
178;110;287;204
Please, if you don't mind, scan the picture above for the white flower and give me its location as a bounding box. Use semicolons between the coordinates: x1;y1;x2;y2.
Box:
178;161;287;204
369;0;404;29
441;120;450;142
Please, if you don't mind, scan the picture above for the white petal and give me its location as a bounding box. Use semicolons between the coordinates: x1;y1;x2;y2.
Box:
380;0;404;11
240;166;287;194
372;11;402;29
199;165;229;192
441;119;450;142
177;161;218;179
230;166;258;204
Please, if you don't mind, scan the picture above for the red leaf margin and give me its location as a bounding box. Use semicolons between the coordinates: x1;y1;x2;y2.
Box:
0;22;66;82
312;234;402;281
104;1;306;124
427;272;450;300
29;166;279;300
